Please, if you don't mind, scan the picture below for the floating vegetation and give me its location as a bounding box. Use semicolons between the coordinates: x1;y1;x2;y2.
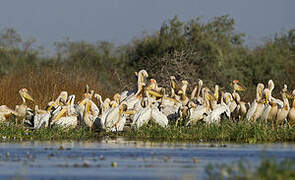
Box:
206;158;295;179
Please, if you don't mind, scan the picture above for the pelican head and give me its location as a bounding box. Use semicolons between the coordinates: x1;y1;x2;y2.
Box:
84;84;89;93
138;69;149;78
257;83;265;94
19;88;34;103
198;79;203;87
103;98;111;107
182;80;188;85
170;76;176;80
224;92;233;104
119;102;128;112
268;80;274;91
113;93;121;104
282;84;288;93
233;80;246;91
150;79;157;84
58;91;68;104
263;89;271;104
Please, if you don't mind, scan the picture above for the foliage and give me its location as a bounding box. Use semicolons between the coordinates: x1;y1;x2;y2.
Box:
0;15;295;103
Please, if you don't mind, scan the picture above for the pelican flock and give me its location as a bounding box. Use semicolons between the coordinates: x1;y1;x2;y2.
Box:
0;69;295;132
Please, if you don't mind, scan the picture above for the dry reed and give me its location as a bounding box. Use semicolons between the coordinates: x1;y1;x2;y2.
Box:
0;66;114;109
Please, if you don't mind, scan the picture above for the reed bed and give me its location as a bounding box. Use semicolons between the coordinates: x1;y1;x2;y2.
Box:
0;66;113;109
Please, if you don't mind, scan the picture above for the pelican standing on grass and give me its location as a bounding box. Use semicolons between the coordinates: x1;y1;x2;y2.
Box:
132;97;168;129
120;70;148;102
288;90;295;126
246;83;265;122
0;105;19;122
276;91;291;126
15;88;34;124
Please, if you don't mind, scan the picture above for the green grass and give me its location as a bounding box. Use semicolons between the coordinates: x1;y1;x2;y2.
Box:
206;158;295;179
124;120;295;143
0;120;294;143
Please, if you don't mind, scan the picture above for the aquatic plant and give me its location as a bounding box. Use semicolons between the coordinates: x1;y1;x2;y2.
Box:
206;158;295;179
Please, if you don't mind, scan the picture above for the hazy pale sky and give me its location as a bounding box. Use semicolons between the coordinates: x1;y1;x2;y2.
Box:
0;0;294;51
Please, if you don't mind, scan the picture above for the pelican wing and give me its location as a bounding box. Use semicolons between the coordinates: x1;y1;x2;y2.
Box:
151;107;168;127
34;113;50;129
132;107;152;128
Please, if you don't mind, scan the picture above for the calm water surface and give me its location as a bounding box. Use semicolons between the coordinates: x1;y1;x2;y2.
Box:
0;139;294;180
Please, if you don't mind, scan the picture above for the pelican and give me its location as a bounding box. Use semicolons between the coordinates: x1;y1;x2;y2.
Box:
146;79;163;93
51;95;79;128
191;79;203;105
159;95;181;121
178;90;189;107
52;91;68;108
186;88;214;125
120;69;148;102
211;85;219;109
33;105;52;129
82;97;100;129
15;88;34;124
288;90;295;126
232;92;248;119
232;80;246;92
132;97;168;129
0;105;19;122
261;89;278;127
224;92;237;113
268;80;284;108
170;76;181;98
204;101;230;124
246;83;265;122
276;91;291;126
101;103;130;132
180;80;189;95
123;81;146;110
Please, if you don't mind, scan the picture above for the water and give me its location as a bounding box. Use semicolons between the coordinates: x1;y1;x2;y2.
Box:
0;139;295;180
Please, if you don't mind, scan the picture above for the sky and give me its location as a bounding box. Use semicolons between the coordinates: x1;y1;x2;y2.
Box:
0;0;294;53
